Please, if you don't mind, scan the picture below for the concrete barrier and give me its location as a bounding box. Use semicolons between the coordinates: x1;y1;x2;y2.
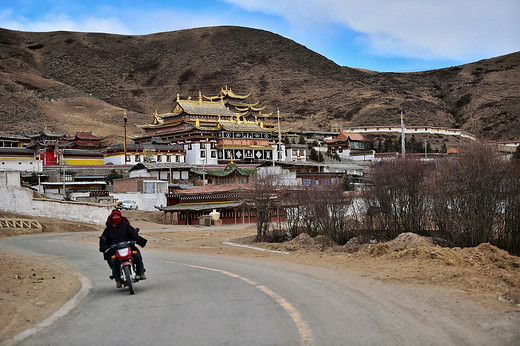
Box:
0;171;112;225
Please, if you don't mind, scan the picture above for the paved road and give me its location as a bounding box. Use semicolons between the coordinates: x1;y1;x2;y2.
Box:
1;232;508;346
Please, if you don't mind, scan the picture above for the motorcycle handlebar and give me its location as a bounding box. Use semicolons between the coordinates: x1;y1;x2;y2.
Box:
107;240;136;252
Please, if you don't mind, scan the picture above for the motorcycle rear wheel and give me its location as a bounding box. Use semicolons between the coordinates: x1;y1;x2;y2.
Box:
123;265;135;294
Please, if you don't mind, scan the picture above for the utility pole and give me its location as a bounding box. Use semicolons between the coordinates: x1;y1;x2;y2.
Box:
202;140;207;185
60;149;66;198
400;111;406;158
424;139;428;159
123;112;128;164
277;107;282;161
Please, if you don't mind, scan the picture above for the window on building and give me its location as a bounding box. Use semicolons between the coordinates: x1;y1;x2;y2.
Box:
157;155;162;162
135;154;140;162
211;151;216;158
187;143;192;150
166;155;171;162
303;178;311;186
200;150;206;158
211;142;216;149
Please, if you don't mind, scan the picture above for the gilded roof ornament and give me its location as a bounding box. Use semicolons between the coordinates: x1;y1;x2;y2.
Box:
177;93;180;102
198;90;202;103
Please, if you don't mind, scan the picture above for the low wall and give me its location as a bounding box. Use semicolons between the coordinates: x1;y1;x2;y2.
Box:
0;171;112;225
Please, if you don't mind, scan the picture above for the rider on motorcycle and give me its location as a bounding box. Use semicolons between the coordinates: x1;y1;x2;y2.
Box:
99;210;147;287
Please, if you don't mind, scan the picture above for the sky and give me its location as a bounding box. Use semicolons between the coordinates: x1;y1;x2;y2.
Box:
1;0;519;72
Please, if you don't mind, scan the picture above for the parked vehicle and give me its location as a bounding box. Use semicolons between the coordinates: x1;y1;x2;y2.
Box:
120;200;138;210
106;240;140;294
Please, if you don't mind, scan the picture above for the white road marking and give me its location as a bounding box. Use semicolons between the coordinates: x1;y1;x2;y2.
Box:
172;261;314;346
222;242;290;255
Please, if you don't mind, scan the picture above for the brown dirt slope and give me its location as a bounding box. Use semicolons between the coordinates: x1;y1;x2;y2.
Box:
0;26;519;142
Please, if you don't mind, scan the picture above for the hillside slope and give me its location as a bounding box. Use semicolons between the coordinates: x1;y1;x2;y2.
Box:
0;26;518;142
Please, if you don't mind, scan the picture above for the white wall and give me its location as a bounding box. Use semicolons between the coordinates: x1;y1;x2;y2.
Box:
0;160;43;172
0;172;111;225
112;192;167;211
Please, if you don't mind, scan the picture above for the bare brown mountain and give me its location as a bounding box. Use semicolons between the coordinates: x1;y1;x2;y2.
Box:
0;26;519;144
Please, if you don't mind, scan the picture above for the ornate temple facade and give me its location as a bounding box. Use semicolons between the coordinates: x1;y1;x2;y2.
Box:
133;87;287;166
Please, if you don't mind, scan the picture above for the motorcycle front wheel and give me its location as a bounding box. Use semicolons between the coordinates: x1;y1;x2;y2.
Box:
123;265;135;294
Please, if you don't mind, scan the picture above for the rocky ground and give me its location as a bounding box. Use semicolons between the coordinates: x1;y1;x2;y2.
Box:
1;210;519;342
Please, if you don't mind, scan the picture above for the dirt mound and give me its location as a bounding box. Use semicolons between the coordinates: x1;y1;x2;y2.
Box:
459;243;520;270
388;232;435;247
289;233;314;245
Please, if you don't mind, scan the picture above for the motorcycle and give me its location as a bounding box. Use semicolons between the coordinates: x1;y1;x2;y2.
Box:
106;240;140;294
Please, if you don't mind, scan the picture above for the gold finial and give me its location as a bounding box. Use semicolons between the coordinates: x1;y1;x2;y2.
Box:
176;93;180;101
220;95;224;104
230;154;234;164
188;96;191;100
196;117;200;127
198;90;202;103
260;121;264;128
218;114;221;122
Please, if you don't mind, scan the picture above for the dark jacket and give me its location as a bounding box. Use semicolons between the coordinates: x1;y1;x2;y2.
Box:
99;221;147;260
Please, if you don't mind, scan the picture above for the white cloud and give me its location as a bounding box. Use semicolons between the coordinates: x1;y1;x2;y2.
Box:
224;0;520;60
0;7;228;36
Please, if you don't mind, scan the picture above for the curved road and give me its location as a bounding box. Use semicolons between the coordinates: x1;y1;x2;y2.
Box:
1;232;514;346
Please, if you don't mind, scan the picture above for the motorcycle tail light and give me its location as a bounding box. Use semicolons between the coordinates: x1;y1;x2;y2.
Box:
111;255;116;259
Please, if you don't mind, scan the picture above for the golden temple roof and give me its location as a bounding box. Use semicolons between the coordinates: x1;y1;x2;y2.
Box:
235;104;267;112
173;99;238;117
204;86;250;101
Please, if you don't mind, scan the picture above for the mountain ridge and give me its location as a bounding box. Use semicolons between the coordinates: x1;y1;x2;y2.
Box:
0;26;518;144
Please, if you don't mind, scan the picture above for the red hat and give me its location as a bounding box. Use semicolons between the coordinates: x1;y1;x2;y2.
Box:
110;210;122;218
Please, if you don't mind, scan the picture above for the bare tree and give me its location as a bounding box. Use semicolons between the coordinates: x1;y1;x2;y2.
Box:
495;160;520;255
284;188;308;239
424;143;507;247
245;168;284;241
361;157;431;240
308;183;353;244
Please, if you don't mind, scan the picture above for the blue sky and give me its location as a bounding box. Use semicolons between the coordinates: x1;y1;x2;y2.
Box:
1;0;519;72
